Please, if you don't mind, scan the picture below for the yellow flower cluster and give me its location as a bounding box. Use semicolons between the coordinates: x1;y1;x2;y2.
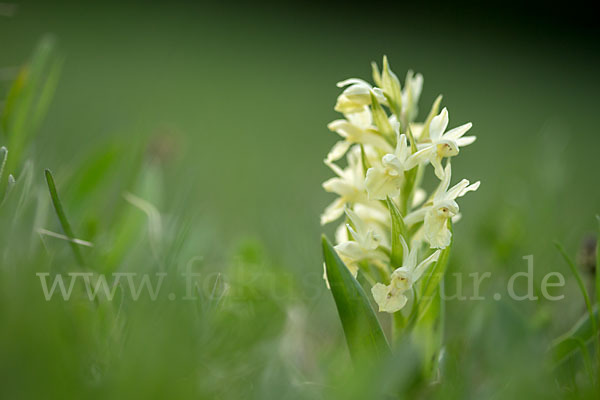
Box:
322;57;480;313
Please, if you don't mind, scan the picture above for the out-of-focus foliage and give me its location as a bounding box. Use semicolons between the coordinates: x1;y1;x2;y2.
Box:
0;2;599;399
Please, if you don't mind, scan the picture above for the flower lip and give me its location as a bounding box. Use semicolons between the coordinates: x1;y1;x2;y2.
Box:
434;199;459;216
436;140;459;157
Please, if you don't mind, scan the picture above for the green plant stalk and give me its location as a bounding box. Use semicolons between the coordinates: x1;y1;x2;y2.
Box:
416;227;453;321
596;216;600;383
386;196;406;268
555;241;599;385
45;169;84;266
596;215;600;314
552;305;598;364
392;308;405;343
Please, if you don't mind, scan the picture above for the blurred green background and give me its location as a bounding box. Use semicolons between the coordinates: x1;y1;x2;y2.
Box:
1;1;599;398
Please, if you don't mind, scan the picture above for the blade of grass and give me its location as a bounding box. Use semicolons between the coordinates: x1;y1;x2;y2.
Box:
45;169;84;266
0;146;7;183
555;242;596;337
596;215;600;310
555;241;599;385
551;306;598;365
322;235;390;361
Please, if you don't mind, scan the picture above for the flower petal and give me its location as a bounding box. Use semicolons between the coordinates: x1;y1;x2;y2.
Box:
371;283;408;313
326;140;351;162
456;135;476;147
424;210;451;249
365;167;400;200
320;198;346;225
413;250;441;281
429;107;449;141
442;122;472;141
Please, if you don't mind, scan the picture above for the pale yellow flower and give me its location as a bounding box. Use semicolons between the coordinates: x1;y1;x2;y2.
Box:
334;209;388;276
371;236;440;313
321;147;367;225
334;78;387;114
327;107;393;162
365;133;413;200
405;163;480;249
408;107;476;179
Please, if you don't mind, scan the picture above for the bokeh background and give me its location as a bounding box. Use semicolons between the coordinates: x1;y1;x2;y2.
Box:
1;1;599;398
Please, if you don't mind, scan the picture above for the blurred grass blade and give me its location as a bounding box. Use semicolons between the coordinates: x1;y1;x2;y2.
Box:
0;146;7;183
555;242;596;336
3;174;16;203
45;169;84;266
322;235;389;361
123;191;163;261
596;215;600;309
554;240;600;381
386;196;406;268
552;305;598;365
2;37;61;177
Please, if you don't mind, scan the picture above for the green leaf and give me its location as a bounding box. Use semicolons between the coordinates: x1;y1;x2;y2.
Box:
552;305;598;366
555;242;596;337
2;36;61;178
1;160;33;212
322;235;389;361
386;196;406;268
359;144;371;176
381;55;402;118
369;91;393;139
45;169;84;266
596;215;600;310
412;287;442;377
370;61;382;88
554;240;600;380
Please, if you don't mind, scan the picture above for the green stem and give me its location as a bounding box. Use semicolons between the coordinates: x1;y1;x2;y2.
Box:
555;241;598;385
45;169;84;266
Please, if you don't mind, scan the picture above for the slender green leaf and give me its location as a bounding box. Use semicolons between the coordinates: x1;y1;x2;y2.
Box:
370;61;382;87
552;305;598;365
555;242;596;337
386;196;406;268
413;288;442;377
596;215;600;309
3;37;61;178
555;240;600;382
45;169;84;266
381;56;402;118
369;91;393;139
322;235;389;361
359;144;371;176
